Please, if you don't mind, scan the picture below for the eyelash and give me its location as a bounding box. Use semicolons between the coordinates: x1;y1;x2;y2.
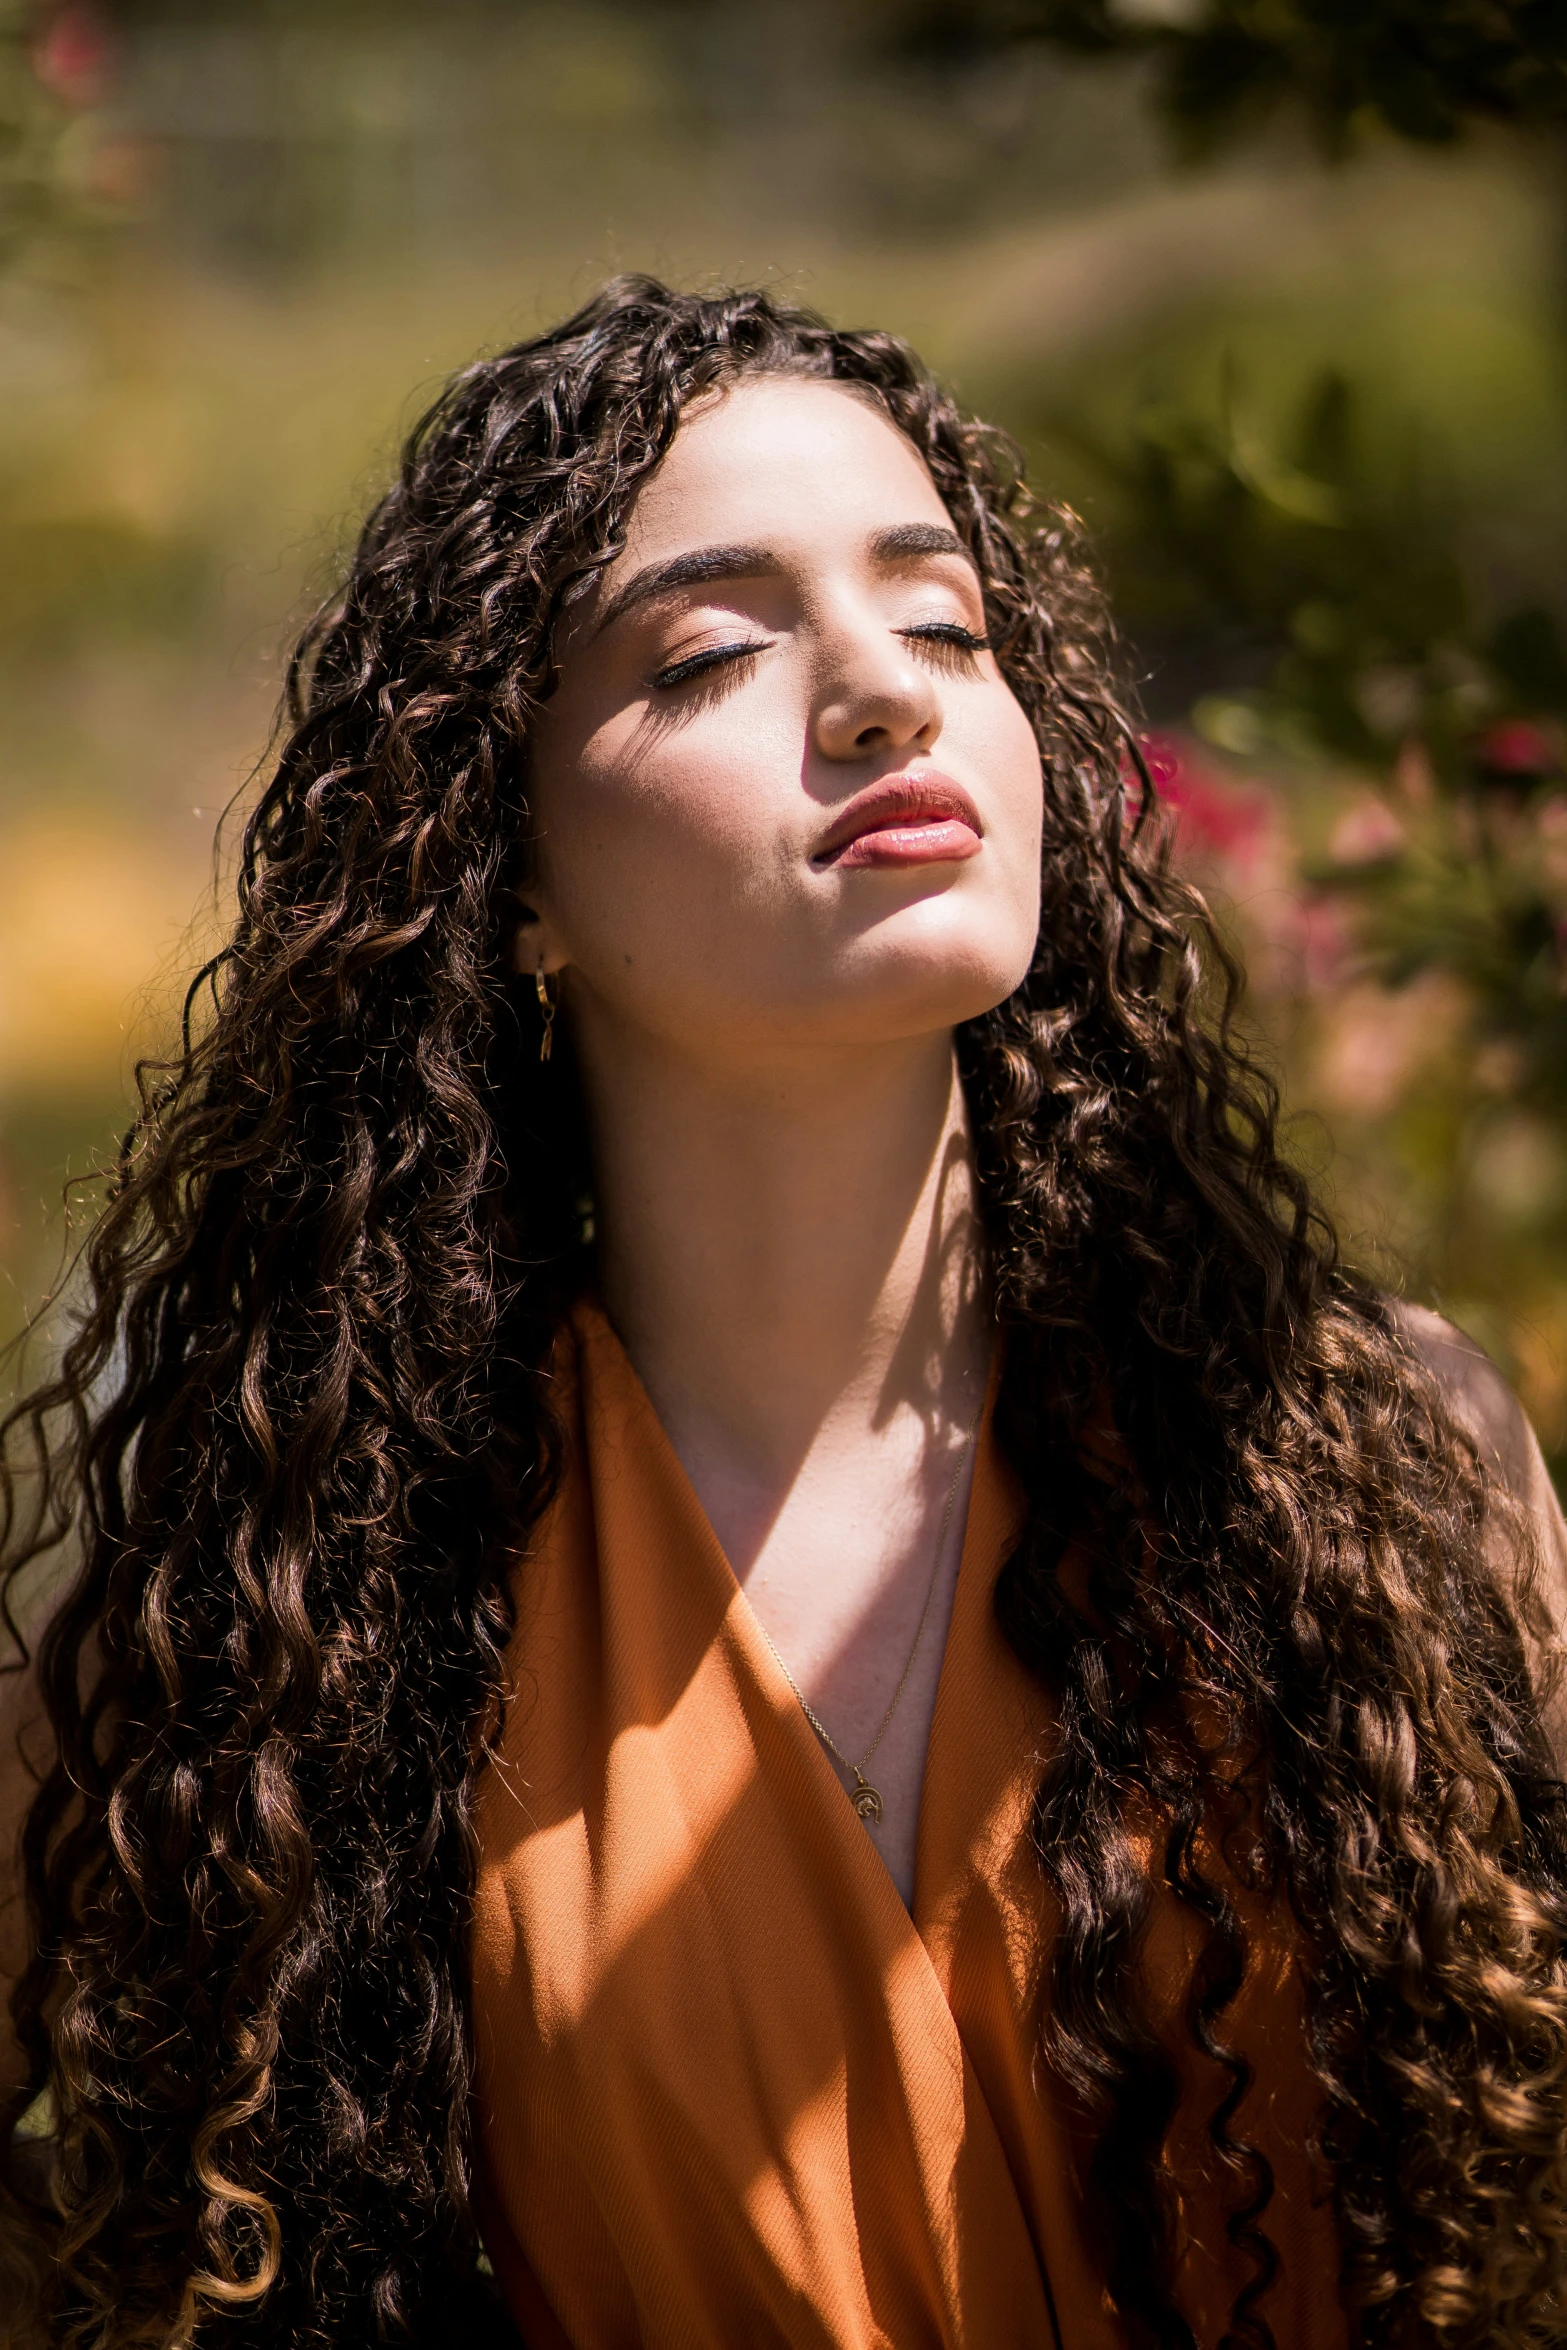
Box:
650;621;990;693
651;639;770;690
900;622;991;657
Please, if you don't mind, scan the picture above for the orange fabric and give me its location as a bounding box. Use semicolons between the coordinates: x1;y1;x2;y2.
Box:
470;1301;1348;2348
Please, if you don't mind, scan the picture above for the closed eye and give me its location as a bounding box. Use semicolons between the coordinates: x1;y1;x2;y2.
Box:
899;621;990;662
651;638;772;691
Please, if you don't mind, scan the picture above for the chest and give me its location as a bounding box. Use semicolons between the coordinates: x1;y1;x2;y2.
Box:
679;1417;982;1903
468;1317;1346;2350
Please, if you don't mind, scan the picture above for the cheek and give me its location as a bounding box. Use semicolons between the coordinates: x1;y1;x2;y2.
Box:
535;702;800;958
973;690;1045;864
969;696;1045;978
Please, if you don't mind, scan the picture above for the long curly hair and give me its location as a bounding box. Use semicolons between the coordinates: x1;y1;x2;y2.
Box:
3;277;1567;2350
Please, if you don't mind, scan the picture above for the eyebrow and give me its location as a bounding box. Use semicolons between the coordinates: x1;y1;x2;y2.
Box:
592;521;977;636
867;521;974;567
593;544;783;635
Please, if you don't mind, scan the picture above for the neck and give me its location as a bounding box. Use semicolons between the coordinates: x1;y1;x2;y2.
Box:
576;1019;990;1488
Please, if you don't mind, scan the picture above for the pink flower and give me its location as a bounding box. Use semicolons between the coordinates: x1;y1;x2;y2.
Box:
31;4;113;108
1313;972;1470;1119
1475;720;1560;777
1299;895;1354;992
1328;797;1405;866
1139;732;1268;863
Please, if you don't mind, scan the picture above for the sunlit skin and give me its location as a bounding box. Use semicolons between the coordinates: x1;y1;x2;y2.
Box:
515;377;1043;1902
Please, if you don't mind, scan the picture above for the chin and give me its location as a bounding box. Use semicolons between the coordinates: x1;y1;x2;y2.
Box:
808;941;1033;1047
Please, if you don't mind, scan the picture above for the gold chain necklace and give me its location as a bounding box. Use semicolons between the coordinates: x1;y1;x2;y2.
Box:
751;1398;983;1826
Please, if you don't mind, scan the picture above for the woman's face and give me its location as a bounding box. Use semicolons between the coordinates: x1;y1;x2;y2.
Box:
519;375;1044;1068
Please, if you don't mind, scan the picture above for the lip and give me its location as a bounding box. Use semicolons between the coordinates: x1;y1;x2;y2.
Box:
812;773;983;871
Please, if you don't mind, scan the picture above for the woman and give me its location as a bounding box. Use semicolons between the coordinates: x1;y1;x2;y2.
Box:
2;278;1566;2350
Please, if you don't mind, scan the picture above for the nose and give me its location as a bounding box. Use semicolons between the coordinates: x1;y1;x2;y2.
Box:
811;611;942;764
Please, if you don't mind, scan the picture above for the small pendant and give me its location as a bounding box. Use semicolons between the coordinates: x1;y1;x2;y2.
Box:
850;1778;883;1824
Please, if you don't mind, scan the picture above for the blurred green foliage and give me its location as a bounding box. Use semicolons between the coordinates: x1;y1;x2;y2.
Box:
1;0;126;270
1081;367;1567;1464
1069;369;1470;720
1;0;61;264
896;0;1567;152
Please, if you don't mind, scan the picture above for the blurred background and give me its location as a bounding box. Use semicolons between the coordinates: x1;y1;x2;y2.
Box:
3;0;1567;1481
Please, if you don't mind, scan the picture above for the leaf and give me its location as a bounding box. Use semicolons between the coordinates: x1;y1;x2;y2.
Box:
1489;608;1567;714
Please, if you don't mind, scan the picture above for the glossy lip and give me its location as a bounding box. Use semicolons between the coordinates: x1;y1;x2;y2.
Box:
811;773;983;871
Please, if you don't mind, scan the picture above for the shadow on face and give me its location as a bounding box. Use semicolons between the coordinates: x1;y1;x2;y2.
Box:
514;376;1044;1080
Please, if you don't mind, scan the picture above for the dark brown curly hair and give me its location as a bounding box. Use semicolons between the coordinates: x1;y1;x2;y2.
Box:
3;277;1566;2350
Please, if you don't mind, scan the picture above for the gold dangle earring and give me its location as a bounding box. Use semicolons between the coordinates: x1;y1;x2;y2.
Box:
535;959;556;1063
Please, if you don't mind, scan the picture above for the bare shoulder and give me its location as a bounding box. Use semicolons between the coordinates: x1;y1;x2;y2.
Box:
1387;1299;1539;1491
1388;1297;1567;1765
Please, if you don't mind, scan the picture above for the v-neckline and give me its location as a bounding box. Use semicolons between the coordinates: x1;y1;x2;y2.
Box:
571;1296;1002;1935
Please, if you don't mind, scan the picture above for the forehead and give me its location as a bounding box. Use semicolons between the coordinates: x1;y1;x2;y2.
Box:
616;375;953;564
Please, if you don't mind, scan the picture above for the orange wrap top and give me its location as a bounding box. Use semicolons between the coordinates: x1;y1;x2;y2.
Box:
469;1301;1347;2347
